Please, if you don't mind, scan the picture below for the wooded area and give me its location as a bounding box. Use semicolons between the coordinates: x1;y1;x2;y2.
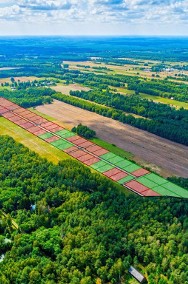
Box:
0;136;188;283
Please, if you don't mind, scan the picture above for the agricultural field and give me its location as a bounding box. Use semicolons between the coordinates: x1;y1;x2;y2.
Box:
1;97;187;198
91;137;133;160
36;99;188;178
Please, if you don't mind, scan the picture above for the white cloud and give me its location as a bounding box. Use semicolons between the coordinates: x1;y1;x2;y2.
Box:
18;0;73;10
0;5;22;19
0;0;188;23
0;0;187;34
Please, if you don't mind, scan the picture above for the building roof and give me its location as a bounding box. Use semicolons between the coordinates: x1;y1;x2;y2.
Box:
129;266;146;283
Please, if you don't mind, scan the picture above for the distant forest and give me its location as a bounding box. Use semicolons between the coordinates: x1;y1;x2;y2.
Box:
0;37;188;62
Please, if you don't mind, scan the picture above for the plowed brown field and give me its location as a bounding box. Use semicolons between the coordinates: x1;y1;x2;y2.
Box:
36;100;188;177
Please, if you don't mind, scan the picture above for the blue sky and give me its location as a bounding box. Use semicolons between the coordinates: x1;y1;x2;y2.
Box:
0;0;187;35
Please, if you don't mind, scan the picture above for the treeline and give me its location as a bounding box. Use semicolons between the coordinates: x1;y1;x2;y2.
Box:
167;75;188;83
70;89;188;121
68;71;124;88
0;88;55;108
0;136;188;283
53;91;188;145
128;79;188;102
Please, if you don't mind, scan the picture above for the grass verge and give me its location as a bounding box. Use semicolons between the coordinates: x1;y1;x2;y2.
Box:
0;117;70;164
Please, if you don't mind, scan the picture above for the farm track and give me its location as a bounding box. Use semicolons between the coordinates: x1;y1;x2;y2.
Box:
36;100;188;178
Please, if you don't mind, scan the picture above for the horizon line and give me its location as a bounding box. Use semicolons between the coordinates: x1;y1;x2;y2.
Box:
0;34;188;37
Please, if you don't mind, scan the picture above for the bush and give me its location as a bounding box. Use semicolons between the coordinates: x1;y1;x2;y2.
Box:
72;124;96;139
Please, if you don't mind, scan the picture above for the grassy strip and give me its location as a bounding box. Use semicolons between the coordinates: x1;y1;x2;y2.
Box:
0;117;71;164
140;93;188;109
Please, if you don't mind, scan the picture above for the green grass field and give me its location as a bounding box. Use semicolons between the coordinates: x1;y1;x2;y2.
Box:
0;117;71;164
110;86;135;95
140;93;188;109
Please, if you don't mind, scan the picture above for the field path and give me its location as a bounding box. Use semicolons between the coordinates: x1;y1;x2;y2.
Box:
36;100;188;177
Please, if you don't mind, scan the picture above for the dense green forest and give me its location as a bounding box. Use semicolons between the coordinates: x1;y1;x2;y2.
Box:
0;88;54;108
0;37;188;62
0;136;188;284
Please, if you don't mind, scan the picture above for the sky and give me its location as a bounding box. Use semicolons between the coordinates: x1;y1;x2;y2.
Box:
0;0;188;36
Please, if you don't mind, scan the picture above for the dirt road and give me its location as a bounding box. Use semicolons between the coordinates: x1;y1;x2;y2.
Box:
36;100;188;177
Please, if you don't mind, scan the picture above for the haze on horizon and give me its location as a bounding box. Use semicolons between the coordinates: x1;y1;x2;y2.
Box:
0;0;188;36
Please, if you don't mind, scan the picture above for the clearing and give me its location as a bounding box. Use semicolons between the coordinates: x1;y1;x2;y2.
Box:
36;100;188;178
140;94;188;110
51;83;90;95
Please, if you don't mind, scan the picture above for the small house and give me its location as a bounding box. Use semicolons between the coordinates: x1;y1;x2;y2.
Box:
129;266;147;283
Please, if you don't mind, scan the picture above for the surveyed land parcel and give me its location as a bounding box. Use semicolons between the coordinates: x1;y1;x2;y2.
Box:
0;97;187;198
